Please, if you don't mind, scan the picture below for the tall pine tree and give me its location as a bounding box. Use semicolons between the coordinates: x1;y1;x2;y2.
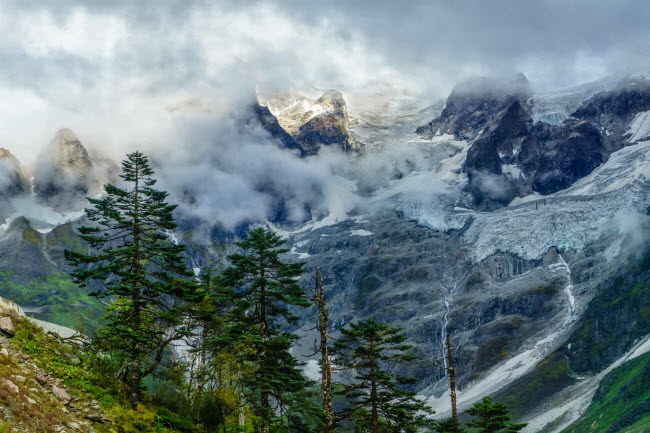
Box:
65;151;196;407
221;227;314;433
332;317;435;433
466;397;526;433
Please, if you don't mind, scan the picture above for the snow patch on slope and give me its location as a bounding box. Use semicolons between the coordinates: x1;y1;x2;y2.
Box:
627;111;650;143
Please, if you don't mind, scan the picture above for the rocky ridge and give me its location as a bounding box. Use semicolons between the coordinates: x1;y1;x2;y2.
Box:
417;72;650;210
256;89;360;156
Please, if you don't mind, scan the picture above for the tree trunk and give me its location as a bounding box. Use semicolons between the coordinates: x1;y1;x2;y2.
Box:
371;376;379;433
129;367;141;409
446;335;458;422
130;164;142;408
315;268;334;433
370;337;379;433
260;260;270;433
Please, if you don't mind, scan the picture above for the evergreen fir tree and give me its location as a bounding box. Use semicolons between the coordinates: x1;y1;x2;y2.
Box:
466;397;526;433
332;317;435;433
434;418;465;433
220;227;314;433
65;151;196;407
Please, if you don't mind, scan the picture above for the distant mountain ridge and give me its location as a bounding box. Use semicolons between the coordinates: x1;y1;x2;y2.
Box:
1;72;650;432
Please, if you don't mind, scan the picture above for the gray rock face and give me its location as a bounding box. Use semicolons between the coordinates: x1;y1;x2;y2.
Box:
33;129;95;209
421;72;640;209
295;90;355;155
520;119;606;194
416;73;531;140
0;217;57;286
573;75;650;148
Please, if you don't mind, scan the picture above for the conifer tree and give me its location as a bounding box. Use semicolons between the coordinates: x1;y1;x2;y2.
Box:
65;151;196;407
434;418;465;433
332;317;435;433
466;397;526;433
220;227;313;433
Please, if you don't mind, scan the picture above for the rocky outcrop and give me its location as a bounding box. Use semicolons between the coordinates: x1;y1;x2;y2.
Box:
416;73;531;140
519;119;606;194
0;148;30;198
0;317;110;432
0;316;14;336
572;73;650;149
256;89;358;156
422;73;615;209
295;90;355;155
33;129;95;209
463;98;532;210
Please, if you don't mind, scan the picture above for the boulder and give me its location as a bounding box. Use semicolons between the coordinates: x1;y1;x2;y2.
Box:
51;384;72;405
85;413;108;423
2;378;19;395
13;375;25;383
35;372;48;385
0;316;14;336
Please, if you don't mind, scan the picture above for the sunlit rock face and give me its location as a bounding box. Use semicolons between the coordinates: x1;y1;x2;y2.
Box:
256;89;359;156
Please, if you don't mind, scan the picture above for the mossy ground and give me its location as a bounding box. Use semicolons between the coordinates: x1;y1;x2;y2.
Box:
2;316;196;433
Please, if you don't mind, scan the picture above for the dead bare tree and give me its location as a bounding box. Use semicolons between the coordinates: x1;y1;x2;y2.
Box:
311;267;335;433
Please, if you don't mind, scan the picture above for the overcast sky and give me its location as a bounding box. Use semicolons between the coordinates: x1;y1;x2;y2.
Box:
1;0;649;162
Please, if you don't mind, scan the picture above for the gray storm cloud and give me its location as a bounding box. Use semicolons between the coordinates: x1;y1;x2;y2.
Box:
1;0;649;229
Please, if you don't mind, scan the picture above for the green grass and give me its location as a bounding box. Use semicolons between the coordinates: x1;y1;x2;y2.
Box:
497;353;575;420
562;351;650;433
0;271;105;334
565;250;650;374
11;316;195;433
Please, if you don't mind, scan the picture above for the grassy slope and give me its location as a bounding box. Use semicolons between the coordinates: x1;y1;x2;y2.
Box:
0;271;105;334
562;351;650;433
494;252;650;423
3;315;194;433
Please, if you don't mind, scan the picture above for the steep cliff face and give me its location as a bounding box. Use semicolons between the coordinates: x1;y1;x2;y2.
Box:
416;73;531;140
418;73;650;210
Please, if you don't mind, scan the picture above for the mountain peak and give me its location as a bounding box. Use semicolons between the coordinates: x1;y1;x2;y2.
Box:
0;148;30;198
33;128;95;209
256;89;357;155
49;128;92;176
0;148;14;159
